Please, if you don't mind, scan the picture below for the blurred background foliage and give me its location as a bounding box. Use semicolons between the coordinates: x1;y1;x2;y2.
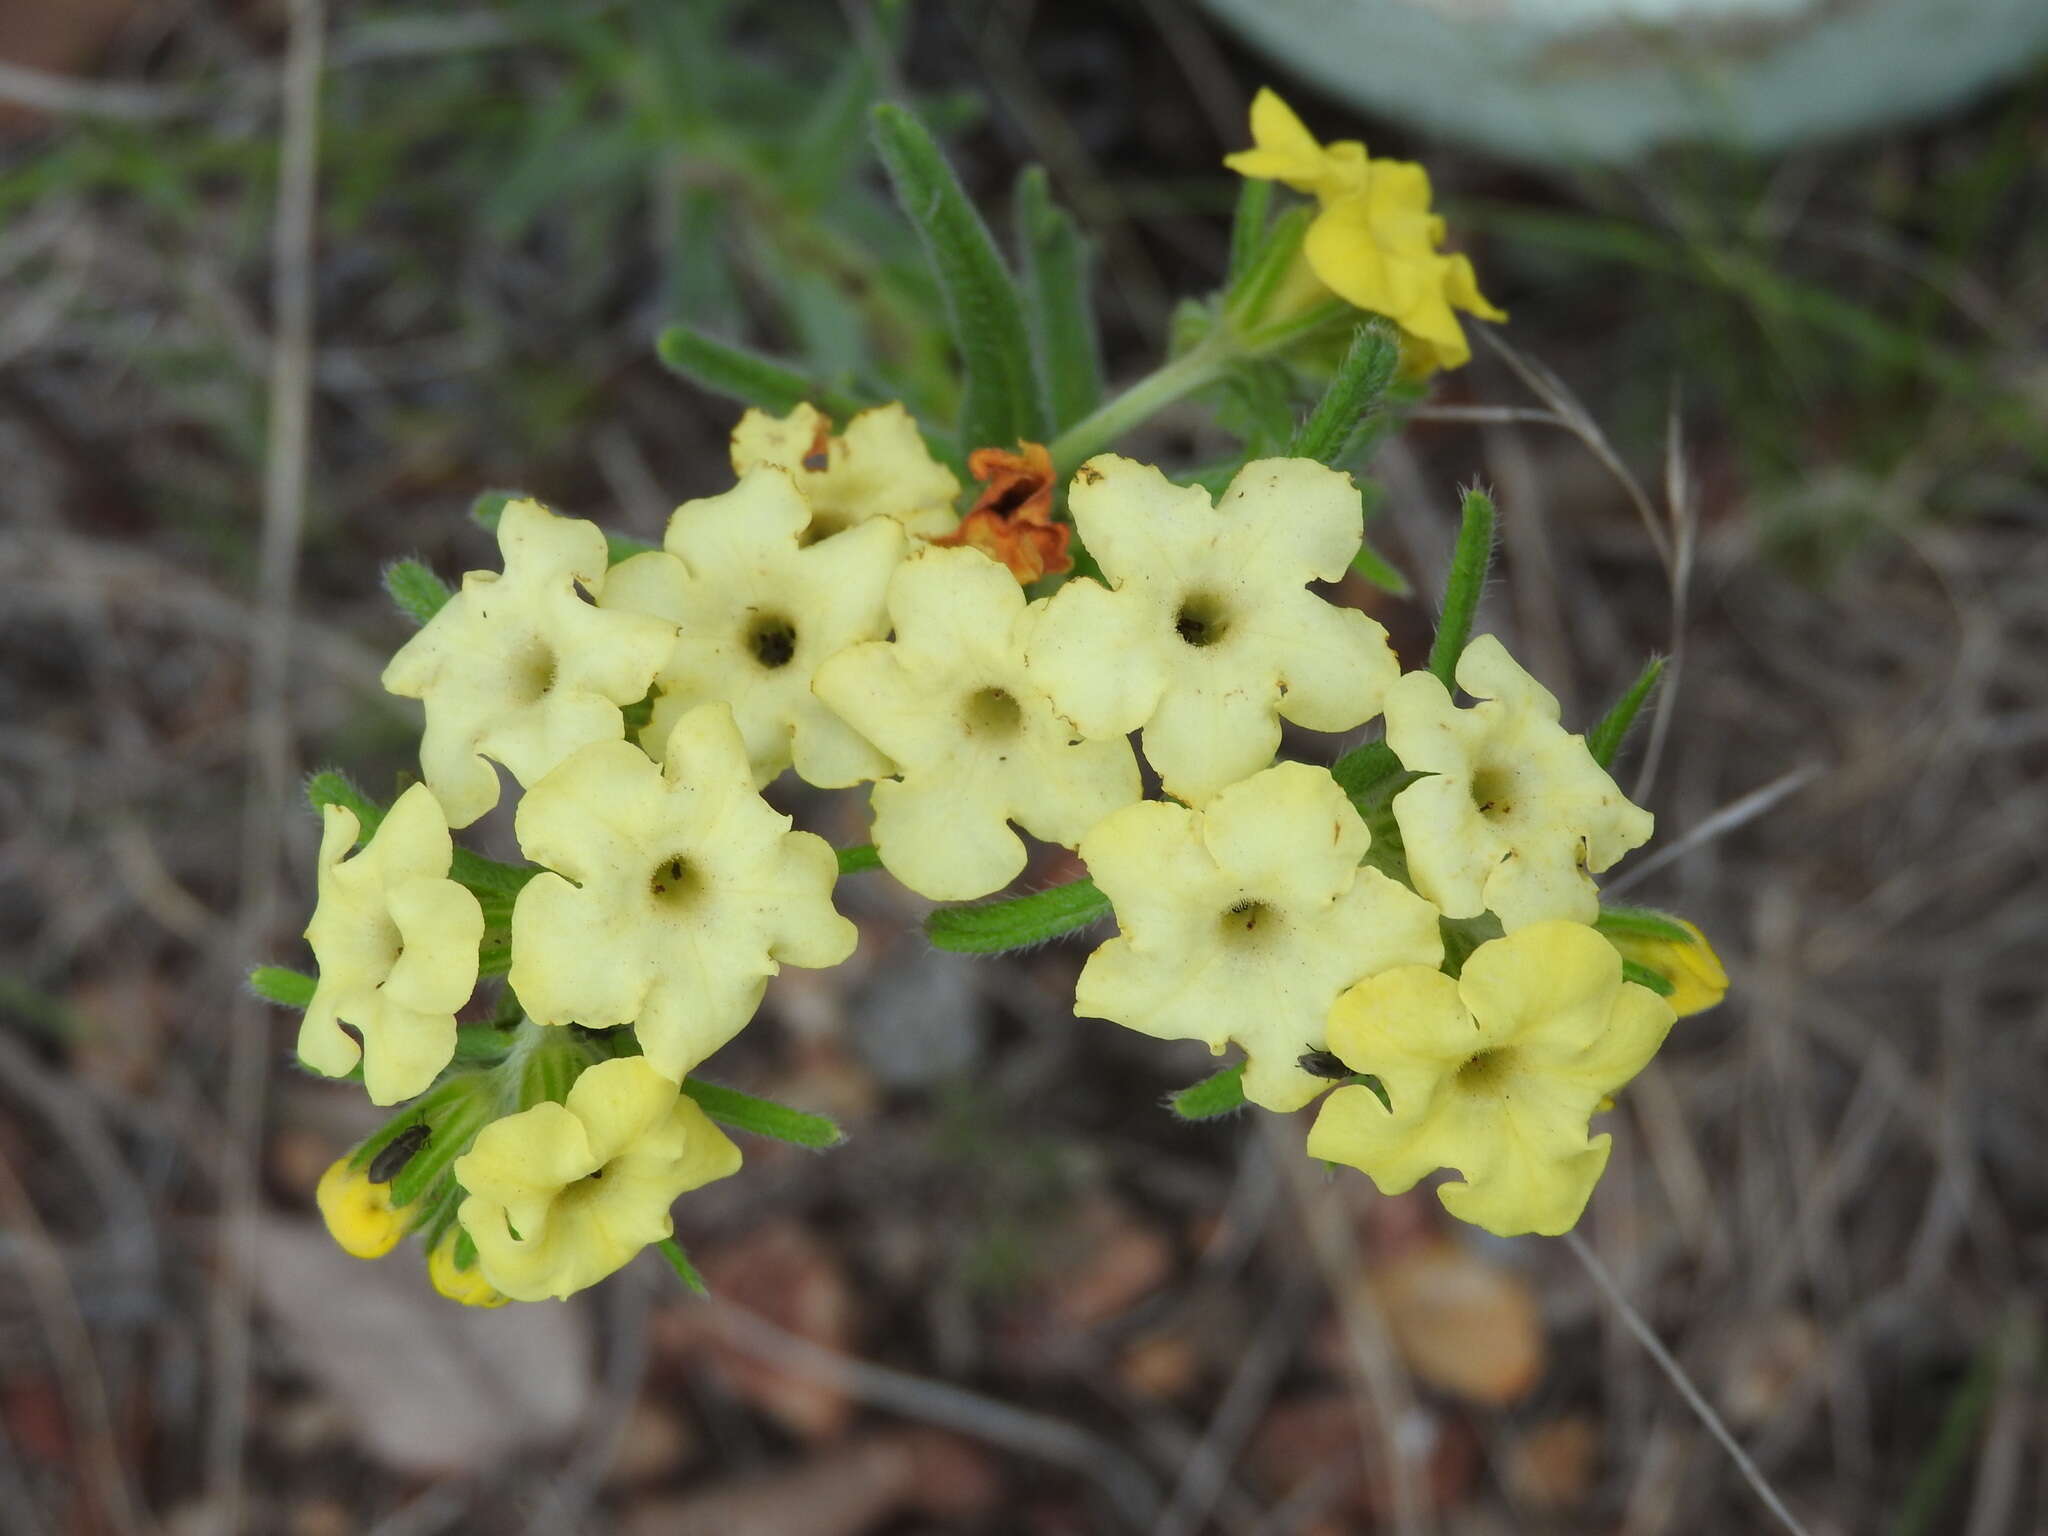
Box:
1;2;2044;1533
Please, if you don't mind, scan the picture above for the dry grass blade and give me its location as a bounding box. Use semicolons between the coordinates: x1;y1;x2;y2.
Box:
1478;328;1676;574
1603;763;1825;897
705;1294;1166;1529
1566;1233;1814;1536
206;0;326;1523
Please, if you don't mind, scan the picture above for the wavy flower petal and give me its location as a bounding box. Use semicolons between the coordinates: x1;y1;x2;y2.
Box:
381;499;677;827
1076;761;1441;1111
509;702;856;1081
1309;921;1674;1236
1026;456;1397;805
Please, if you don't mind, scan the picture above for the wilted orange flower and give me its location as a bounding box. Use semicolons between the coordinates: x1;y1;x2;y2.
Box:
932;441;1072;583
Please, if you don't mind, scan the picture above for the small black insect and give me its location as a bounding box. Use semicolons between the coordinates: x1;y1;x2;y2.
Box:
1298;1048;1350;1080
367;1124;431;1184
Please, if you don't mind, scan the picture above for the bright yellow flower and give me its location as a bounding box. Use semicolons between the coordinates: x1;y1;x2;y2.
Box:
1607;917;1728;1017
453;1057;741;1302
316;1155;407;1259
509;702;857;1082
1308;921;1674;1237
729;402;961;542
1024;455;1399;806
812;545;1141;900
382;499;678;828
1385;635;1653;930
1225;88;1505;371
298;785;482;1106
601;469;901;789
1075;761;1441;1112
427;1231;509;1308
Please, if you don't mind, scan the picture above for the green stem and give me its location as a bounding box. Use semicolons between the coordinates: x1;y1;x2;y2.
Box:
1047;338;1230;479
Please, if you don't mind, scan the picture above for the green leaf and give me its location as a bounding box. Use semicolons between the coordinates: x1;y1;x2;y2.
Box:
1222;203;1311;329
1349;1073;1392;1112
1169;1065;1246;1120
382;559;453;627
1226;176;1273;285
451;1023;517;1067
1348;539;1411;596
785;54;878;209
1329;741;1401;810
925;877;1110;955
1288;320;1399;465
658;1236;709;1297
871;102;1044;455
1329;741;1424;883
1596;905;1694;944
1621;960;1677;997
249;965;316;1010
1012;166;1102;432
655;326;813;416
1587;656;1666;771
681;1078;845;1150
1427;488;1498;688
836;842;881;875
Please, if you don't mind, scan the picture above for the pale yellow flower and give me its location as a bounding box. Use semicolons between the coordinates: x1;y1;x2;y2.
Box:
1386;635;1654;930
812;545;1141;900
428;1231;509;1307
382;498;678;827
601;469;901;788
730;402;961;541
509;702;857;1081
1225;88;1505;371
1308;921;1674;1236
1607;917;1728;1017
316;1156;407;1259
453;1057;740;1302
298;785;483;1106
1024;456;1399;806
1075;761;1441;1112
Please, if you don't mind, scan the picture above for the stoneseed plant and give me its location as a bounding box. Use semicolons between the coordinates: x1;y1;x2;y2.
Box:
255;92;1727;1314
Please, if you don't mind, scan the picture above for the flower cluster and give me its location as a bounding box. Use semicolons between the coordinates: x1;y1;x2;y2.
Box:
265;90;1727;1304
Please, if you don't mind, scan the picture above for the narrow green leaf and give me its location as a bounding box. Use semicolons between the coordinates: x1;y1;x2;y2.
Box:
1288;321;1399;465
305;770;384;840
871;102;1044;453
1621;960;1677;997
1596;905;1694;944
451;1023;517;1066
249;965;316;1010
836;843;881;875
382;559;453;627
1329;741;1402;808
1587;656;1666;770
1169;1065;1246;1120
1222;203;1312;328
658;1236;709;1296
453;1228;478;1271
1348;539;1411;596
682;1078;845;1151
1012;166;1103;432
926;877;1110;955
1226;176;1273;285
1428;488;1497;688
1348;1073;1393;1113
785;54;877;209
656;326;812;416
